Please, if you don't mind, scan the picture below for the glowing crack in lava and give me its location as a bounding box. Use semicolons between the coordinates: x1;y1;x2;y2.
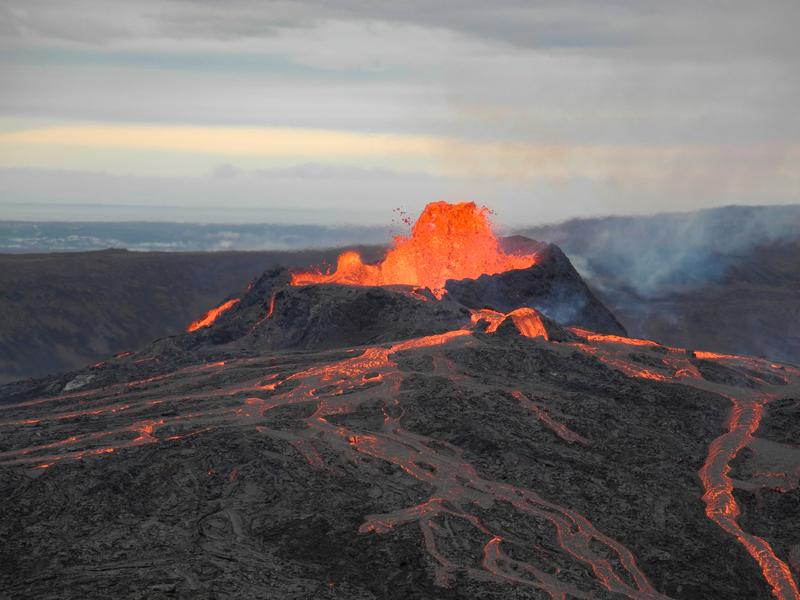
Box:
2;324;664;599
574;333;800;599
471;307;551;340
186;298;239;332
6;302;800;594
291;201;536;293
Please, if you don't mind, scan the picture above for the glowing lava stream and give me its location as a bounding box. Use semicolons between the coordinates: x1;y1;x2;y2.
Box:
290;201;537;295
3;324;663;598
572;332;800;599
5;307;800;596
187;298;240;332
249;292;276;332
699;393;799;600
258;329;665;599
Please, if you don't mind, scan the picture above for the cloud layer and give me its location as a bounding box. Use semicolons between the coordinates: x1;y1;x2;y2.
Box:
1;1;798;224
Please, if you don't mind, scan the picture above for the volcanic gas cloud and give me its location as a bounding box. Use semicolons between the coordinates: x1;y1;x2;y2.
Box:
291;201;536;293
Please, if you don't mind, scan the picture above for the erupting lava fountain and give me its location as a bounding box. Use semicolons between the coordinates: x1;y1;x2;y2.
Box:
290;201;537;295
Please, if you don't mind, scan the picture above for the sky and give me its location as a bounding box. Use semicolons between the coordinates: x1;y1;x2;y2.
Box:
1;0;799;226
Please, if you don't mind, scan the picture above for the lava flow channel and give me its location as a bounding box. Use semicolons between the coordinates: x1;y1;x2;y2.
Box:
8;301;800;597
567;332;800;599
258;328;664;599
3;321;663;598
290;201;536;294
186;298;239;332
699;393;799;600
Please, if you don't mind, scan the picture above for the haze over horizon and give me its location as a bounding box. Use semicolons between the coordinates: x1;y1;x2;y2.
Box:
2;1;799;225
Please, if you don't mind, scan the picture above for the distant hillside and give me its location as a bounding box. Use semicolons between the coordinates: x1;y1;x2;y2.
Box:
521;205;800;363
0;247;383;383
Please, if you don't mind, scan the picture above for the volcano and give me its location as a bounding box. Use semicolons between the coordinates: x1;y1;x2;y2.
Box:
2;202;798;599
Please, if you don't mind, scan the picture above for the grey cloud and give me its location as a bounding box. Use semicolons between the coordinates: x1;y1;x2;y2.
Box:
0;167;445;225
2;167;798;229
2;1;798;225
0;57;450;133
211;164;242;179
3;1;799;61
250;163;439;181
208;163;439;181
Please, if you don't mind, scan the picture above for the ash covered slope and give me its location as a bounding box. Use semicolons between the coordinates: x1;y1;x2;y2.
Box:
1;263;799;599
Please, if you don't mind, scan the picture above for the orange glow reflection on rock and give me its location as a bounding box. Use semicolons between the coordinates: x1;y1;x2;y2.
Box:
291;201;536;292
504;308;550;340
471;307;549;340
186;298;239;332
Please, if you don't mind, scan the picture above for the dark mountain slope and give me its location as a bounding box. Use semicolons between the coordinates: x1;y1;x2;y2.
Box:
0;236;623;384
0;246;383;383
450;241;626;335
2;263;798;598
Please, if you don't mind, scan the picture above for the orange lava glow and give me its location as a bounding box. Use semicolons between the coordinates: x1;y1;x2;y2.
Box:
470;308;506;330
291;202;537;293
471;307;549;340
573;334;800;599
511;391;587;444
8;269;800;597
698;395;800;600
694;351;747;360
250;293;277;333
504;308;550;340
570;328;661;347
186;298;239;332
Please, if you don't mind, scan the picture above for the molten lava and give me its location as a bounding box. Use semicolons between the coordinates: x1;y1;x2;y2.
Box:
186;298;239;332
291;201;536;293
471;307;550;340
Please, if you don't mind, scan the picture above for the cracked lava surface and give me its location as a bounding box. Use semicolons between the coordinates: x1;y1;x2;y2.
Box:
2;202;798;598
2;315;799;598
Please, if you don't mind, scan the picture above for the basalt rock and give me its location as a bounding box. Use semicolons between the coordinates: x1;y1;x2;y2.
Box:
2;311;798;599
446;242;627;335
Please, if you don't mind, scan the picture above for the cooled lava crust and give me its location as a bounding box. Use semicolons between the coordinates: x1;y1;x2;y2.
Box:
1;208;798;599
